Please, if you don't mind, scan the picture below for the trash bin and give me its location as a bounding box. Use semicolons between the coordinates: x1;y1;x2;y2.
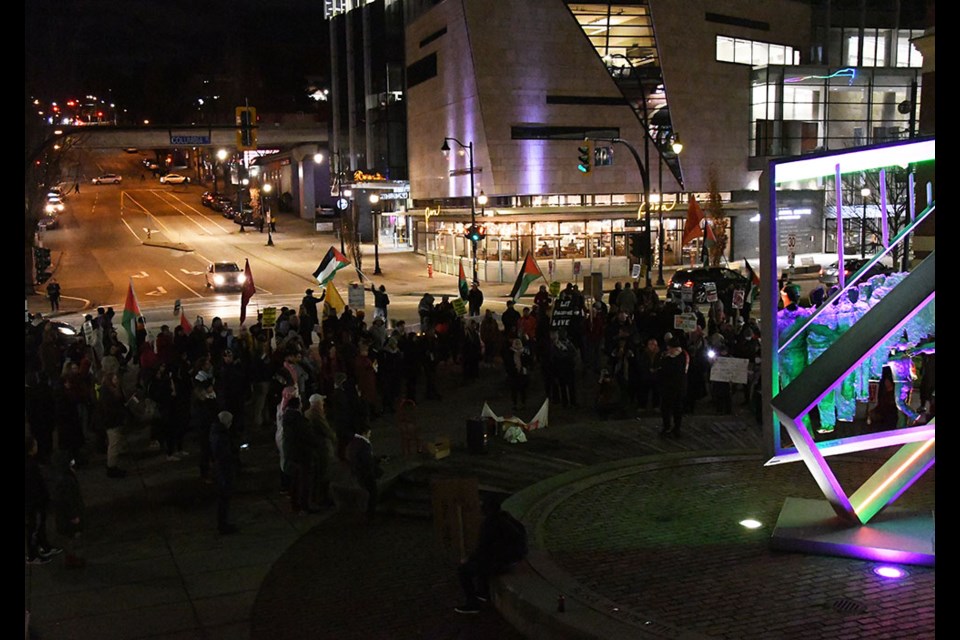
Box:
466;418;488;454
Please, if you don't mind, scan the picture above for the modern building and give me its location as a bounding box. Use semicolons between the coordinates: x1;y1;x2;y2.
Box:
325;0;931;286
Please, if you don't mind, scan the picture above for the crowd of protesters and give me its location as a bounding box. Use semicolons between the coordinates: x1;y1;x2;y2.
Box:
25;277;763;547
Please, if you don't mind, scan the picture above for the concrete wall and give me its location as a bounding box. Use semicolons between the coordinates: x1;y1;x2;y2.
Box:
649;0;812;192
405;0;651;202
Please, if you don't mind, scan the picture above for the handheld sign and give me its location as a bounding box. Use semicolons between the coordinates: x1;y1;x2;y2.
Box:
709;356;750;384
549;281;561;297
732;288;745;309
348;283;366;309
673;312;698;332
631;263;642;279
262;307;277;329
173;299;181;316
704;281;718;303
451;298;467;317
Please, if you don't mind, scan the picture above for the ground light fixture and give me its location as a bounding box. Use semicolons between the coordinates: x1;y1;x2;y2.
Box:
873;565;909;579
738;518;763;530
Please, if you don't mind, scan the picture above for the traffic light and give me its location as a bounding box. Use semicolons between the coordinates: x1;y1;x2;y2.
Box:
34;246;51;271
577;140;593;174
236;107;258;150
464;224;486;242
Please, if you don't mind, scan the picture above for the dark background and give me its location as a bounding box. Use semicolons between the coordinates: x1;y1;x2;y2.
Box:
25;0;330;124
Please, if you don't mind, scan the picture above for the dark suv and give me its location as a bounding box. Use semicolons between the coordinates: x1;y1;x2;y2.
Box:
667;267;751;310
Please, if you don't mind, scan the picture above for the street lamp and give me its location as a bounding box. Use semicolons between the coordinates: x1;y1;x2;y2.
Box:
656;133;683;286
263;183;274;246
216;148;229;194
860;186;870;258
370;193;382;275
441;137;479;283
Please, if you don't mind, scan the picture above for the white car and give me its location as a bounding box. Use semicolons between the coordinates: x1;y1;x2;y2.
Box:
45;196;65;214
205;261;246;291
92;173;122;185
160;173;190;185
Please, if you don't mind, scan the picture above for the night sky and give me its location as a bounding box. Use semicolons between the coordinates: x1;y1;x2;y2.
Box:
25;0;329;124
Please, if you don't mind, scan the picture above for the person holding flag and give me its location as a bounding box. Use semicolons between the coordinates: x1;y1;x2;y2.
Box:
313;246;351;287
239;259;256;325
121;279;142;359
509;252;546;302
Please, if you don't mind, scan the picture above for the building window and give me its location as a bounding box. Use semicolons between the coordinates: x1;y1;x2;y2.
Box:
716;35;798;66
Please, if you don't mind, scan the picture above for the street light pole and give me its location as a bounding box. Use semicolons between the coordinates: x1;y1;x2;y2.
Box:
370;193;382;275
656;133;682;286
604;138;650;285
441;137;479;283
860;186;870;258
263;182;274;246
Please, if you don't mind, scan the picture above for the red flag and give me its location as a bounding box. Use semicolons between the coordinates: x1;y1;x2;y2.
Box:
682;194;705;246
239;259;256;325
179;311;193;335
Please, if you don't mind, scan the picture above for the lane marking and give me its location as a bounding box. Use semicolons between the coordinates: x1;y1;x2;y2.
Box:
164;270;204;298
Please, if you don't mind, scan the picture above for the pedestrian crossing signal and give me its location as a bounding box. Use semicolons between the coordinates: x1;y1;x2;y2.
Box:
577;140;593;174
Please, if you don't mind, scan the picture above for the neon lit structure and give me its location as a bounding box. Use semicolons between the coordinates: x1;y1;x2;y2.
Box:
785;67;857;84
759;137;935;565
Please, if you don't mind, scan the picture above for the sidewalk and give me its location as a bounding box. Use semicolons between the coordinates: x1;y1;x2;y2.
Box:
25;360;935;640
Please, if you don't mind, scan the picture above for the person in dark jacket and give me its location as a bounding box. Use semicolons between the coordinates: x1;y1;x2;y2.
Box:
281;396;321;514
25;435;61;564
658;335;690;438
467;282;484;317
454;496;527;614
210;411;239;534
50;450;85;568
346;426;383;519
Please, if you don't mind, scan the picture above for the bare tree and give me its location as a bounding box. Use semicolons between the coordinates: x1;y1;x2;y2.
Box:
705;168;728;267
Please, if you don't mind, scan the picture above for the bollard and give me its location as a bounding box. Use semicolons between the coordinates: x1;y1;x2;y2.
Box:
427;262;434;278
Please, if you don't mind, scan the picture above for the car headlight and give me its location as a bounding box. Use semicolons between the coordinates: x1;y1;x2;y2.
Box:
57;325;77;337
237;274;246;284
45;204;55;213
213;274;225;285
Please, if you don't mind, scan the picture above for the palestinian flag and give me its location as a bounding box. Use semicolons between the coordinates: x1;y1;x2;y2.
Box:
312;247;350;286
325;280;346;315
121;278;142;358
458;259;469;300
743;257;761;302
509;252;545;301
239;259;256;325
526;398;549;431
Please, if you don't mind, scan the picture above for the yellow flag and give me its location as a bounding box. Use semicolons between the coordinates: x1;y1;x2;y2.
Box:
325;280;346;314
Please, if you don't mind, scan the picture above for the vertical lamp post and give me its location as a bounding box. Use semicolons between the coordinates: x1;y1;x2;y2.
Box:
441;137;479;283
656;134;682;286
216;148;229;194
860;186;870;258
263;182;274;246
370;193;382;275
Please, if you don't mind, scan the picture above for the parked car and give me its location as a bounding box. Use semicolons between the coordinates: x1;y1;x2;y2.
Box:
205;261;246;291
159;173;190;185
92;173;122;185
232;207;258;228
667;266;751;310
38;213;59;230
818;258;893;286
212;196;235;215
200;191;218;207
